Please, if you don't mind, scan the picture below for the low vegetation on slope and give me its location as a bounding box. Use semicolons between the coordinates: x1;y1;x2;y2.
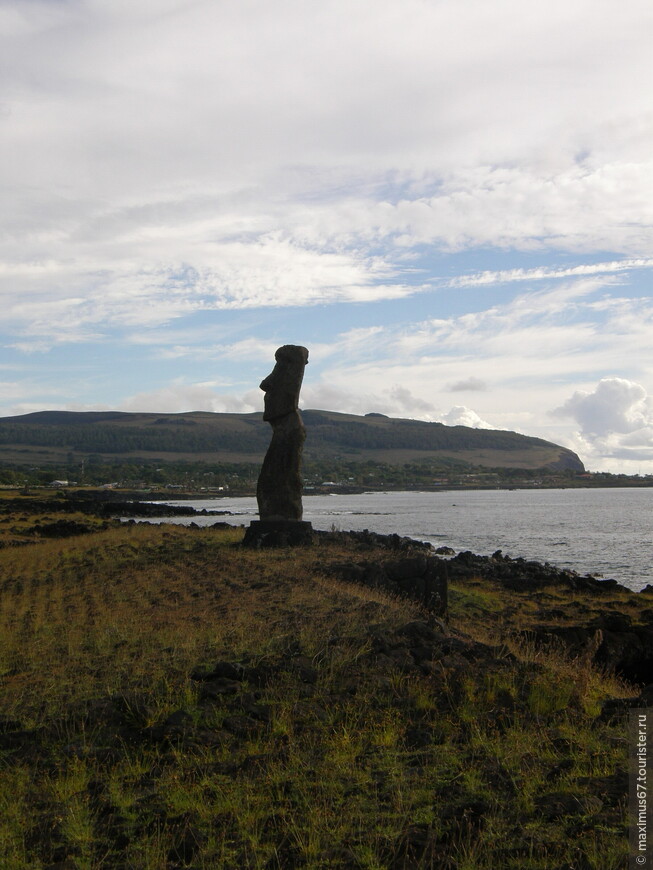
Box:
0;513;642;869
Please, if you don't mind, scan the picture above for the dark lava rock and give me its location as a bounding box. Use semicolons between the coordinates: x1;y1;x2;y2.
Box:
575;770;627;806
588;611;633;632
596;626;653;684
163;710;193;730
243;519;314;548
600;683;653;724
534;791;603;820
222;715;265;737
395;619;448;645
0;727;44;760
148;709;196;743
107;693;155;728
236;694;273;723
24;519;95;537
191;661;247;682
100;501;200;518
390;823;442;866
291;700;329;724
242;661;280;687
441;795;491;831
166;814;207;865
545;759;576;782
198;678;241;701
447;549;628;594
524;621;653;686
285;656;318;684
636;683;653;705
319;527;431;552
238;753;278;775
385;556;429;580
326;554;448;617
404;726;434;749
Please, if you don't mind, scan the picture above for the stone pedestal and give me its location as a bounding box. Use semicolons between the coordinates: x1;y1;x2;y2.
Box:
243;520;314;549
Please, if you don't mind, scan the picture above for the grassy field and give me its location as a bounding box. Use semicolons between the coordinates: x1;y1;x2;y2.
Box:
0;502;640;869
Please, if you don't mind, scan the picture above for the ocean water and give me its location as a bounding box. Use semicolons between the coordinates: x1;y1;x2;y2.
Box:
148;488;652;592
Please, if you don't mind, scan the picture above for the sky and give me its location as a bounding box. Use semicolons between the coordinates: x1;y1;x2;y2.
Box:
1;0;652;473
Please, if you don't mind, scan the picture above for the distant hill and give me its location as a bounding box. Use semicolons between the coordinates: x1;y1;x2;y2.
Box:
0;409;584;471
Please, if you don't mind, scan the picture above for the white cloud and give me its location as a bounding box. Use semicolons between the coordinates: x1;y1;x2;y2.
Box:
447;258;653;288
291;280;653;466
0;1;652;473
0;239;417;344
553;377;653;437
441;406;495;429
9;0;648;186
388;386;437;416
183;338;278;363
302;381;493;429
552;378;653;467
0;0;651;345
110;376;493;429
448;378;488;392
339;163;653;254
119;381;261;414
0;381;24;401
387;278;620;368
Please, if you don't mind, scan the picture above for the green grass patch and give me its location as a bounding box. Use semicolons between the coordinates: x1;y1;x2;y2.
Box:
0;516;638;868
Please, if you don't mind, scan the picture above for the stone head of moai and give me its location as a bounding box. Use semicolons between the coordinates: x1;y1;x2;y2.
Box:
259;345;309;423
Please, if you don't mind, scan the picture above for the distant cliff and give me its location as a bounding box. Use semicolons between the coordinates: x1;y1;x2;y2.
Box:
0;409;584;472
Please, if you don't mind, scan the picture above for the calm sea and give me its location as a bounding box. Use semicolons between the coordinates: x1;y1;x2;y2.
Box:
149;488;652;592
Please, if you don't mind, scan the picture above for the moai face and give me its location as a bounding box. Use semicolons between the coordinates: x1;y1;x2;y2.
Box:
260;345;309;422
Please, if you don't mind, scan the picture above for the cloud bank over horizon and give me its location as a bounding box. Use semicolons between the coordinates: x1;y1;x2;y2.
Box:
553;378;653;466
1;0;652;472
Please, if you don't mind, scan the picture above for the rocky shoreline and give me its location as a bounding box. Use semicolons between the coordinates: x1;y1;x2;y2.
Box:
310;528;653;689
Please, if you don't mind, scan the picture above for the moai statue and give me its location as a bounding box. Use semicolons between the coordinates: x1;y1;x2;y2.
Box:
243;345;313;546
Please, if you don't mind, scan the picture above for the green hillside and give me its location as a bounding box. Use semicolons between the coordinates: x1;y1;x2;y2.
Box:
0;409;584;472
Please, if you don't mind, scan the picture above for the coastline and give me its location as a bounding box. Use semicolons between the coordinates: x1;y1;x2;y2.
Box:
2;485;651;592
